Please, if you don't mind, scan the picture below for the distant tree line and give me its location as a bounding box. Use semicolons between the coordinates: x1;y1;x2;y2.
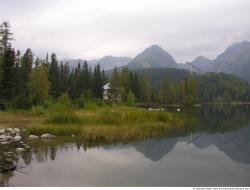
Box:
197;73;250;103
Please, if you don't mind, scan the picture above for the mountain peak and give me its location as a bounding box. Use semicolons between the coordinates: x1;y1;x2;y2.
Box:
192;56;210;62
148;44;163;49
128;44;177;69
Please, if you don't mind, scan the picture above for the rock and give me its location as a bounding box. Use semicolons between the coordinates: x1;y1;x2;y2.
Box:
4;152;13;156
4;158;13;163
14;135;22;141
0;135;13;142
28;135;39;140
16;148;26;153
41;134;56;139
14;128;20;133
24;146;31;151
1;141;10;145
6;128;13;133
5;135;13;141
0;129;5;134
0;134;6;139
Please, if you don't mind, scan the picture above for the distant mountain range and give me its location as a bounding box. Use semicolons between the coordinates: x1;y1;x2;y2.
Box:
62;56;132;71
190;41;250;82
62;40;250;82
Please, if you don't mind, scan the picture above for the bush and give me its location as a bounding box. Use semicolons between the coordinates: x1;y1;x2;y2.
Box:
47;103;81;124
126;90;137;106
84;100;98;109
46;94;81;124
31;105;46;115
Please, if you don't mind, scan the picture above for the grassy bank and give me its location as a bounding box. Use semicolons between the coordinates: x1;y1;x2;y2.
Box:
25;106;197;143
0;105;197;143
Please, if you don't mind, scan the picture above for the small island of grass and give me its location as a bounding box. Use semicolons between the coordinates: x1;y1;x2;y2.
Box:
0;101;197;144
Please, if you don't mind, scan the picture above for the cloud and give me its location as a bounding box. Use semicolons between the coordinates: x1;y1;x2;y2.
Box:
0;0;250;62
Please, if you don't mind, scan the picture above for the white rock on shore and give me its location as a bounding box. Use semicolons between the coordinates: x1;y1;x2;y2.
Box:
16;148;26;153
41;134;56;139
14;135;22;141
14;128;20;133
0;129;5;134
28;135;39;140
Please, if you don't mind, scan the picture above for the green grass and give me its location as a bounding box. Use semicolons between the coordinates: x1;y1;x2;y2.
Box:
25;106;197;143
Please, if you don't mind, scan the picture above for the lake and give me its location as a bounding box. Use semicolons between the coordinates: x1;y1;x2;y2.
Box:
1;105;250;186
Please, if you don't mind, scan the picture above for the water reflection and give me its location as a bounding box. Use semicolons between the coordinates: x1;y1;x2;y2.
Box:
0;105;250;186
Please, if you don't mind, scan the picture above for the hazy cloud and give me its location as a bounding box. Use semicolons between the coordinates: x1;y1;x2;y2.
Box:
0;0;250;62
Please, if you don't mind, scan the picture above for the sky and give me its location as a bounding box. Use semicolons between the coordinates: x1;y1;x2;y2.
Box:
0;0;250;62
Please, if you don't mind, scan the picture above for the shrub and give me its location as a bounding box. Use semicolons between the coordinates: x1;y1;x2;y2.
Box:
46;94;81;124
31;105;46;115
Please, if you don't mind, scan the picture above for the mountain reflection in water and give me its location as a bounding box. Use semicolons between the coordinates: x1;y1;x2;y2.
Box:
0;105;250;186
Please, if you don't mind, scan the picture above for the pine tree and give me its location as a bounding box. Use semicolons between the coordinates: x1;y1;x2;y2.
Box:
93;65;103;98
0;22;14;55
49;53;61;98
20;48;33;96
0;48;16;100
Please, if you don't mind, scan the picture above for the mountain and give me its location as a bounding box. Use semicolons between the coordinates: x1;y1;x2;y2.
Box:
62;56;132;71
210;41;250;82
90;56;132;71
61;58;87;69
182;41;250;82
191;56;212;71
128;45;178;69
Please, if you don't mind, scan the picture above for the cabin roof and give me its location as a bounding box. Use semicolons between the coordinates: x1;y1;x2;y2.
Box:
103;82;110;90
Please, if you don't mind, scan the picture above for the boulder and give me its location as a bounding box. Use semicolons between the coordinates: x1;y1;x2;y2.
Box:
5;135;13;141
41;134;56;139
0;135;13;142
24;146;31;151
28;135;39;140
6;128;13;133
10;130;16;135
14;128;20;133
1;141;10;145
0;129;5;134
14;135;22;141
0;134;6;139
4;158;14;163
16;148;26;153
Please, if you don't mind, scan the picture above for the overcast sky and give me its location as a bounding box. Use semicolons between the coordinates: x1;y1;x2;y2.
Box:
0;0;250;62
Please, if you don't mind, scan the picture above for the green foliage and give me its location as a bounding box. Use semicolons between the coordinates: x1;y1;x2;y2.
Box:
93;65;104;98
26;106;196;143
49;53;61;98
46;94;81;124
30;105;46;115
28;63;50;105
197;73;250;103
126;90;136;106
0;48;16;100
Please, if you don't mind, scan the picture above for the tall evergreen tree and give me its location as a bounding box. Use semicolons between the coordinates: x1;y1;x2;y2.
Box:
93;65;103;98
49;53;61;98
0;22;14;55
19;48;33;96
0;48;16;100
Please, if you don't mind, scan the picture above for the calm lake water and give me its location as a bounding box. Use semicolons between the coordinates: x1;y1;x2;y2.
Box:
1;105;250;186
